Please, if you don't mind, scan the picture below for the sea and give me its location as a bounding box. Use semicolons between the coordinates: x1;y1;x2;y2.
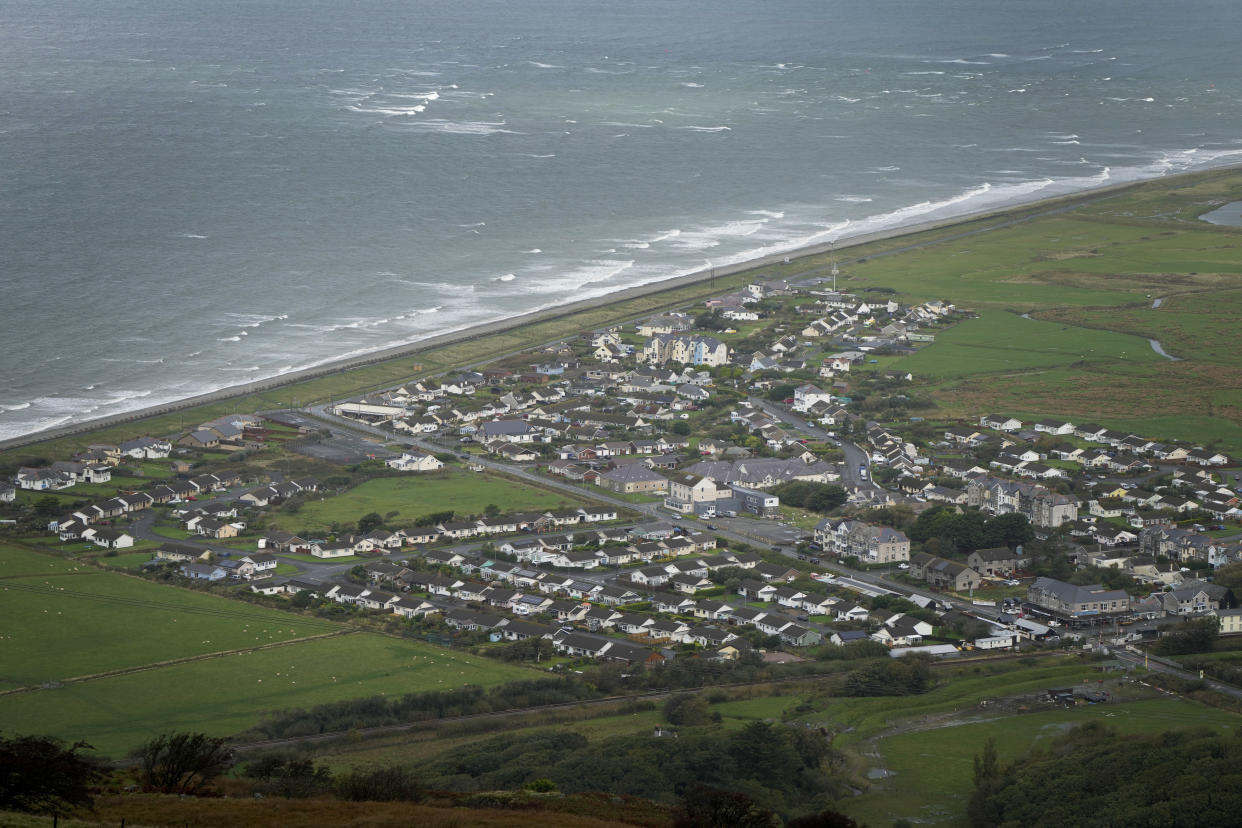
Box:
3;0;1242;441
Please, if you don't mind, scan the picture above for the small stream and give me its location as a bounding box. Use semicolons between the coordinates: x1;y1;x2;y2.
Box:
1149;338;1180;361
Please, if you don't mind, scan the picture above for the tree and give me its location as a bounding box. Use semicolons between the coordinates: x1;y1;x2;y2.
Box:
785;810;861;828
972;736;999;788
1154;616;1220;656
664;693;714;726
982;513;1034;548
357;511;383;534
675;785;779;828
483;503;501;518
290;589;317;608
0;734;102;814
138;731;234;794
1212;561;1242;592
672;420;693;435
242;752;333;799
33;495;61;516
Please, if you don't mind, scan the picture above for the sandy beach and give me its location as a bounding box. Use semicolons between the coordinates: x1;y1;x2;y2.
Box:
1;165;1234;454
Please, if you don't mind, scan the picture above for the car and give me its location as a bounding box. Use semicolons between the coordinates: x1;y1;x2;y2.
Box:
897;563;910;570
705;523;717;530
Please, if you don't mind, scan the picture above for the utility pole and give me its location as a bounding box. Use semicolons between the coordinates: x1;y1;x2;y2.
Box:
830;240;839;293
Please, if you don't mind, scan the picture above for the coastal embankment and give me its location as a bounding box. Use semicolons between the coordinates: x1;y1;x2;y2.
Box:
2;164;1236;454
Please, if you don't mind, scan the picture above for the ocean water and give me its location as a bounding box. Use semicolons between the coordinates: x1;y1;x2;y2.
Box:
2;0;1241;440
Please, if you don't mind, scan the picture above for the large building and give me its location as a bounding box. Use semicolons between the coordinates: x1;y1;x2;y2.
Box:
641;334;730;367
1027;577;1130;618
597;464;668;495
816;519;911;564
966;475;1078;528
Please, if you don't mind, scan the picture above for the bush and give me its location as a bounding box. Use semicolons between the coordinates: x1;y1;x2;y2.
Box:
137;731;233;794
337;766;423;802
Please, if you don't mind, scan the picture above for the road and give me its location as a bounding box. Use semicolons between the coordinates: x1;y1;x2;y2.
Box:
1111;648;1242;701
746;397;879;493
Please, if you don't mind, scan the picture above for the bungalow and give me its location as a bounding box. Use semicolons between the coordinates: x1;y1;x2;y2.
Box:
90;528;135;549
386;451;445;472
181;562;227;581
980;414;1023;433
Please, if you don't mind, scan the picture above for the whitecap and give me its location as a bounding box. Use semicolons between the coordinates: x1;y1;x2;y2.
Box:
679;82;705;88
0;402;32;412
397;119;519;135
681;125;732;132
496;273;517;282
527;61;563;69
179;233;208;239
836;195;874;203
527;248;542;253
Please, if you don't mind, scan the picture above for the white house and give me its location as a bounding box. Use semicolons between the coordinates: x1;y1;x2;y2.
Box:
386;451;445;472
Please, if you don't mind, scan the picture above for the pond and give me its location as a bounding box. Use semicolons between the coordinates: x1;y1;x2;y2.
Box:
1200;201;1242;227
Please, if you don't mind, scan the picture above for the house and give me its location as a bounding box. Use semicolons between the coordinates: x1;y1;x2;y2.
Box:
597;464;668;495
386;451;445;472
909;553;982;592
90;529;135;549
966;547;1025;578
181;562;227;581
179;430;221;449
239;552;278;576
1160;580;1233;616
980;414;1023;433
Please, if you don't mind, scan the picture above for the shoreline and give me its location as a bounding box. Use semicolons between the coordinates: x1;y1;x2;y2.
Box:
4;163;1239;454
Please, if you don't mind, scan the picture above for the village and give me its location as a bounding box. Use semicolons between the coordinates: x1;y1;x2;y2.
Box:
7;273;1242;670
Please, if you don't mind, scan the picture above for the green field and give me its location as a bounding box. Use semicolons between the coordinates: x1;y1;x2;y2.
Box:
894;310;1159;381
267;471;589;533
0;568;339;689
0;632;534;756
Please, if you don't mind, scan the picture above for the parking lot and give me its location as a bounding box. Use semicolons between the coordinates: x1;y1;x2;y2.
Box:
292;432;398;465
711;515;810;549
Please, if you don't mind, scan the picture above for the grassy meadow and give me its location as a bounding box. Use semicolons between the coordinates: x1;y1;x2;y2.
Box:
0;542;536;756
0;630;534;757
267;470;589;533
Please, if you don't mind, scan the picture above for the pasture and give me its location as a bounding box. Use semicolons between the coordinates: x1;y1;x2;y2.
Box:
0;569;337;689
0;632;533;757
893;310;1158;382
